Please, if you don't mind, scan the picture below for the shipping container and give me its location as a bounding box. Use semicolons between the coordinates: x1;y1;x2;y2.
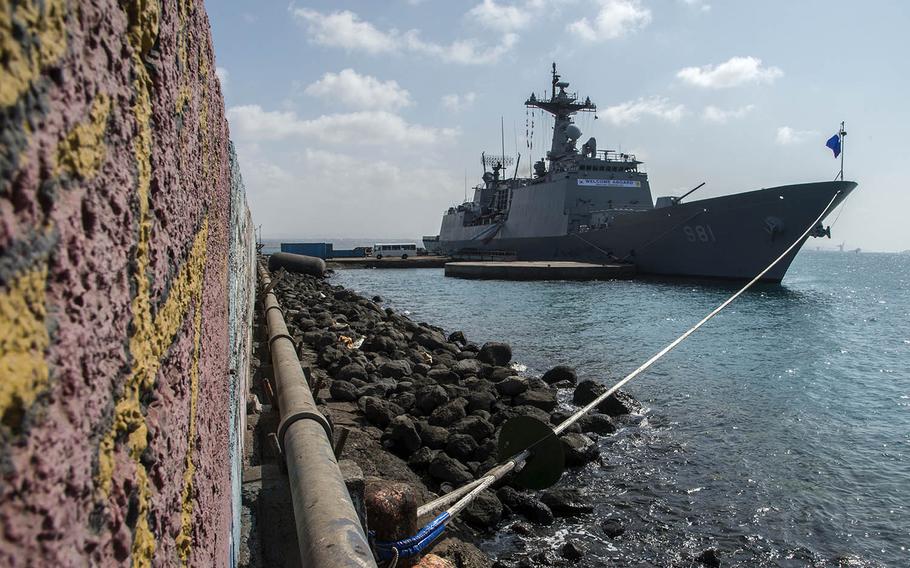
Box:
280;242;333;259
331;247;368;258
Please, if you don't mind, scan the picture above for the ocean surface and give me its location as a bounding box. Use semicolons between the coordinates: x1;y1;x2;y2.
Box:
331;251;909;567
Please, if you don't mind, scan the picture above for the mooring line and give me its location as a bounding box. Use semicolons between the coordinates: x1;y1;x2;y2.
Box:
388;191;842;560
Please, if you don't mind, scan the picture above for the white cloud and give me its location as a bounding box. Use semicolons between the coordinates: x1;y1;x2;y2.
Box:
292;9;400;54
226;105;458;147
600;96;686;125
291;7;518;64
677;56;783;88
215;66;229;88
680;0;710;12
702;104;755;123
567;0;652;42
304;69;412;111
441;92;477;111
776;126;819;145
468;0;534;31
403;30;518;65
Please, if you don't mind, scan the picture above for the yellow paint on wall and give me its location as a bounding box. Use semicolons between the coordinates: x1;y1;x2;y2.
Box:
54;93;111;178
0;265;49;427
0;0;67;108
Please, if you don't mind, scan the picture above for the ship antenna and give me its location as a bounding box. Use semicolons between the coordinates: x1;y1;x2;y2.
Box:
501;116;506;175
839;121;846;181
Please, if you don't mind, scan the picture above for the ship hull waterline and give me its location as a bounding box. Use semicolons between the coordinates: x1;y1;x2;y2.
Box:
438;181;856;282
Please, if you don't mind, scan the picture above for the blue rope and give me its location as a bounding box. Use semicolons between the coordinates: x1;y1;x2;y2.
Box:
372;512;449;560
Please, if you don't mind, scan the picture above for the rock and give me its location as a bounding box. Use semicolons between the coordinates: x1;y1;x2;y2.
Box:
453;358;483;378
514;389;557;412
597;389;641;417
420;424;450;450
408;447;437;470
466;390;497;413
446;434;479;461
387;415;421;452
463;491;503;530
359;396;394;428
560;433;599;467
414;554;455;568
428;453;474;485
427;368;461;385
447;331;467;345
540;488;594;518
541;365;577;386
415;331;456;352
379;359;412;379
572;380;640;417
477;342;512;366
577;413;616;435
511;522;533;536
429;398;467;427
390;392;415;412
452;415;495;443
549;410;581;434
696;548;721;568
497;487;554;525
496;376;528;396
335;362;368;382
560;540;587;561
492;405;551;427
601;518;625;539
329;380;358;402
362;335;397;354
415;385;449;415
356;381;395;399
488;366;515;382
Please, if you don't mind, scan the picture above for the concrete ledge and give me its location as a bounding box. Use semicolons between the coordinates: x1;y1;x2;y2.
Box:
444;261;635;281
327;256;450;269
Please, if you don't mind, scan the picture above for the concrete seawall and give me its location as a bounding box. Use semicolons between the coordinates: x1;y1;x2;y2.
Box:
1;1;254;565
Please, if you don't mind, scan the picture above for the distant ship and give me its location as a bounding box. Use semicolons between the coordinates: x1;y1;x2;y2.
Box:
433;64;857;282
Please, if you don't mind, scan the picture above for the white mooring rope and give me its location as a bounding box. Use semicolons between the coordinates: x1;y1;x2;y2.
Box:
417;190;843;521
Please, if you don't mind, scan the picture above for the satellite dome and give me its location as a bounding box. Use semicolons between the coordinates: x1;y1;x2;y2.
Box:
566;124;582;140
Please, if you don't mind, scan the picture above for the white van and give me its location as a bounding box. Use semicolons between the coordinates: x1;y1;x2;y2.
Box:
373;243;417;259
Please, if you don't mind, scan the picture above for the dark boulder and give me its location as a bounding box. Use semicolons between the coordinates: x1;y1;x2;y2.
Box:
478;342;512;366
420;424;450;450
540;488;594;518
560;540;587;561
514;389;557;412
390;392;415;412
491;405;551;427
696;548;721;568
466;390;497;413
407;447;437;470
329;380;358;402
488;366;515;382
573;380;640;417
453;358;483;378
429;398;468;426
427;368;461;385
448;330;467;345
446;434;478;461
379;359;412;379
359;396;394;428
415;385;449;415
335;362;368;382
452;415;495;443
541;365;577;386
386;415;422;452
560;433;599;467
495;376;528;396
601;518;625;539
577;412;616;435
496;487;554;525
428;453;474;485
463;491;503;530
362;334;397;354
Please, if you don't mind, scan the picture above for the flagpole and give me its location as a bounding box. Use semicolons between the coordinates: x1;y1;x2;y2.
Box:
839;121;846;181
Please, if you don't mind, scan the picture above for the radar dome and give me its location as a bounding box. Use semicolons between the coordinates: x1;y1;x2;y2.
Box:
566;124;582;140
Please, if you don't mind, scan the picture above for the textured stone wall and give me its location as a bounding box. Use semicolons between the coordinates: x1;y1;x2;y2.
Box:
0;1;252;565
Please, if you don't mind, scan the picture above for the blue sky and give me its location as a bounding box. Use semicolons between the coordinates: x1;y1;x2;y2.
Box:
209;0;910;251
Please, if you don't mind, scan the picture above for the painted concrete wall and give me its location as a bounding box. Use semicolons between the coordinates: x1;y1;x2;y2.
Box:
0;1;253;566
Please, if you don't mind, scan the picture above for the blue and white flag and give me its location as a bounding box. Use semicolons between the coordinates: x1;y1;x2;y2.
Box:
826;133;841;158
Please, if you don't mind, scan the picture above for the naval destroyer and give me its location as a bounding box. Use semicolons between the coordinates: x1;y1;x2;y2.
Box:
433;64;857;281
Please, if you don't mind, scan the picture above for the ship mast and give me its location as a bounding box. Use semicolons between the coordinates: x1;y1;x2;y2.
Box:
525;63;596;169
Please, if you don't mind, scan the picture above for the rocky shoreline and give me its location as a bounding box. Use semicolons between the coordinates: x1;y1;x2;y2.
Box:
265;268;643;567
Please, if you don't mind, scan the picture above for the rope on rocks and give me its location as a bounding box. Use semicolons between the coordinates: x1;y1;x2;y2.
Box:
405;191;842;552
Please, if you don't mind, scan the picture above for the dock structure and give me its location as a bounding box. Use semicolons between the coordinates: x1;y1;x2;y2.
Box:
444;261;635;281
327;256;450;269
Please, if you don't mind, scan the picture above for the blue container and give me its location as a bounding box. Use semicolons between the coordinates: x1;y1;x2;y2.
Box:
331;247;367;258
280;242;333;259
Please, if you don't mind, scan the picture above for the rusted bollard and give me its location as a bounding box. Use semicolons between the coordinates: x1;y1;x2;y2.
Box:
365;481;419;567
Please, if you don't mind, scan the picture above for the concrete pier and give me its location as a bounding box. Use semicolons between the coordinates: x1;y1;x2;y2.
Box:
445;261;635;281
327;256;450;269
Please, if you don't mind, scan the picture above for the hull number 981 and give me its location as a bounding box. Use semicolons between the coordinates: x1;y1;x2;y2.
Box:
684;224;716;243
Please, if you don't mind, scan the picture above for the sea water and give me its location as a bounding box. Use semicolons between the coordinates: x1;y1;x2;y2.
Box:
333;251;909;567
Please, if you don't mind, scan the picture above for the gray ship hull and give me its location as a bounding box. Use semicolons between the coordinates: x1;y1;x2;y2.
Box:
439;181;855;282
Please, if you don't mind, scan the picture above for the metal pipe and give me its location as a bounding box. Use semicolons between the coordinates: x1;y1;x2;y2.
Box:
258;262;376;568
